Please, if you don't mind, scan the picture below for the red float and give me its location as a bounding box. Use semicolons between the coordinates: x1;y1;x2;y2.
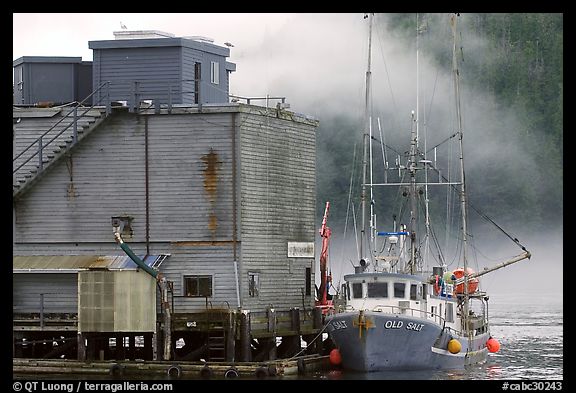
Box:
486;337;500;353
329;348;342;366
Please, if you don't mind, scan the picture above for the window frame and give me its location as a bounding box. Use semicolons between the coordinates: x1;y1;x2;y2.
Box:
393;282;406;298
248;271;260;298
367;282;388;298
183;275;213;298
210;61;219;85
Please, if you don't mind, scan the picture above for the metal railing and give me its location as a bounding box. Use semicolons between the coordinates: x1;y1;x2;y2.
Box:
13;82;111;178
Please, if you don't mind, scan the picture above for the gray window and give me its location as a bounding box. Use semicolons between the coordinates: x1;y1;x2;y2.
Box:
367;282;388;298
410;284;418;300
184;275;212;297
210;61;219;84
352;283;363;298
248;272;260;297
394;282;406;298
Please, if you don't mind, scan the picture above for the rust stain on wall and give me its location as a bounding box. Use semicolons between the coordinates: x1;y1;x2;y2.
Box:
201;148;222;237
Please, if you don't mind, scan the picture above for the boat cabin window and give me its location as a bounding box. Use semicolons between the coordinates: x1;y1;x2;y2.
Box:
367;282;388;298
446;302;454;322
394;282;406;298
352;282;363;299
410;284;418;300
342;283;349;301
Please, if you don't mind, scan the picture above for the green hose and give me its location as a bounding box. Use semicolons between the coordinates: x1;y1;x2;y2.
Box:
119;242;158;279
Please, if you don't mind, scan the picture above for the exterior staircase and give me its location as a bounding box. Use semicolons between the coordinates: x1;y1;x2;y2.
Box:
13;105;110;199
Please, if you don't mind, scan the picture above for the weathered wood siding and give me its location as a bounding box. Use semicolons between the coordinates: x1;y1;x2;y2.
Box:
14;109;238;312
238;108;318;312
92;47;182;106
13;105;319;315
13;273;77;314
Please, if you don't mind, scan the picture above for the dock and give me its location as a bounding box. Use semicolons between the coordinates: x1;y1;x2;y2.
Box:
13;354;330;379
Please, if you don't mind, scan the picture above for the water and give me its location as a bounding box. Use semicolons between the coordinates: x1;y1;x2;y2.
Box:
293;291;563;380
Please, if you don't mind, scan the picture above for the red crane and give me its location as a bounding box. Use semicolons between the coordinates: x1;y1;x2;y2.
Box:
316;201;334;314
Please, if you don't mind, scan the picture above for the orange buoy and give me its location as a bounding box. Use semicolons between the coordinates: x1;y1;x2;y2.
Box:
447;339;461;354
486;337;500;353
329;348;342;366
452;267;479;294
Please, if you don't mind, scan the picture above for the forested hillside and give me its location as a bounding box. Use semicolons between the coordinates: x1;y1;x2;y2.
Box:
316;13;563;235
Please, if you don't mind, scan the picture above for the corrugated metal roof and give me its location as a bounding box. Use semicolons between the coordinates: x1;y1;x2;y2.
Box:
13;254;169;273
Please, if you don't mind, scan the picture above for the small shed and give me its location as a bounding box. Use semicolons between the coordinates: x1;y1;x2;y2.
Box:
89;31;236;107
13;56;93;105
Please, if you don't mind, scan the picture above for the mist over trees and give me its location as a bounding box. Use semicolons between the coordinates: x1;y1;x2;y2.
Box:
315;13;563;239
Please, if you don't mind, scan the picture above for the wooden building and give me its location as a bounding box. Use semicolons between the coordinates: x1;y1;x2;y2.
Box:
13;102;320;362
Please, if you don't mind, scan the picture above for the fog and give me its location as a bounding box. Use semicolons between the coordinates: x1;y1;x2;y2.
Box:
317;226;563;300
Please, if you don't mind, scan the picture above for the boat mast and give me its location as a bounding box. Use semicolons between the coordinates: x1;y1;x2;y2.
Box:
450;14;471;326
408;111;418;275
360;13;373;264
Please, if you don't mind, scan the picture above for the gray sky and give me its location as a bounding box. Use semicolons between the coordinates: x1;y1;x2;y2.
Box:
13;13;369;116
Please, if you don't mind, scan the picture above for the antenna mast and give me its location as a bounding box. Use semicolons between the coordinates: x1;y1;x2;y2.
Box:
450;13;471;329
360;13;373;263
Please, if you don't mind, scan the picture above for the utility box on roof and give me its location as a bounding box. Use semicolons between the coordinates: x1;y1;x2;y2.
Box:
89;31;236;107
13;56;93;106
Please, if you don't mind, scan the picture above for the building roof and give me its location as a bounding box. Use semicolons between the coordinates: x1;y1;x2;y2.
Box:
88;37;230;57
13;57;87;67
13;254;169;273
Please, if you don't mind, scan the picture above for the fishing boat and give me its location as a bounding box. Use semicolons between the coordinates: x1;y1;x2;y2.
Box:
324;13;531;372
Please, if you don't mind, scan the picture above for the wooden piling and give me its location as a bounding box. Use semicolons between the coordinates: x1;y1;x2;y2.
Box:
240;310;251;362
226;311;236;362
267;307;277;360
77;333;86;361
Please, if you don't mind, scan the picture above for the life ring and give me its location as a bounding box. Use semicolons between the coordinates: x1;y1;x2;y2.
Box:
297;358;306;375
255;366;269;379
434;275;441;295
199;365;213;379
167;365;182;379
109;363;124;377
224;367;239;379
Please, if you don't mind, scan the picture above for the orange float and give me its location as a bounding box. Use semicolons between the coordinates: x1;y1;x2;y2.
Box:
452;267;479;294
486;337;500;353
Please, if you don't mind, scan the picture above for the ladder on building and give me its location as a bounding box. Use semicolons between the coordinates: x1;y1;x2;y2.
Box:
207;323;226;362
205;310;230;362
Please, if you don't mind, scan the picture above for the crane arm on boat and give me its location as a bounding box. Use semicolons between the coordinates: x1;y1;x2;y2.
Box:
453;251;532;286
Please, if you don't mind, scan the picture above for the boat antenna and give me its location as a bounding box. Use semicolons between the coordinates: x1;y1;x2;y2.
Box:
360;12;373;266
450;13;471;325
408;110;418;275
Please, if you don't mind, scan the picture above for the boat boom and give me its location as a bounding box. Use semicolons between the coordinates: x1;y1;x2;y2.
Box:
454;250;532;285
